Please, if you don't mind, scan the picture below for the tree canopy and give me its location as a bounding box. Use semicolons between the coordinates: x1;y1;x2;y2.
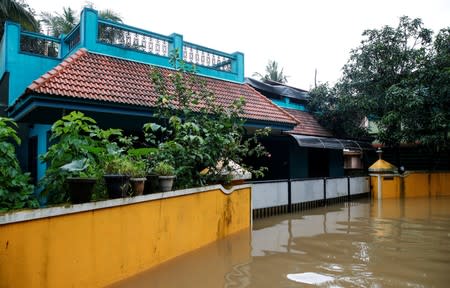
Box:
0;0;39;36
308;82;369;140
41;6;122;37
308;16;449;153
253;60;288;83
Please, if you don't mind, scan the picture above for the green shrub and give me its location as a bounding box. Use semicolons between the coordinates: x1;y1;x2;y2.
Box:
0;117;38;212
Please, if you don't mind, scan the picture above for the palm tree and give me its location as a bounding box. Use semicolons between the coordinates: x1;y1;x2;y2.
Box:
0;0;39;36
98;9;122;23
40;7;77;37
41;6;122;37
253;60;288;84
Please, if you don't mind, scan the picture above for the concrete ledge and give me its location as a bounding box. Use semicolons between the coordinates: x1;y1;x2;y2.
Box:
0;184;251;225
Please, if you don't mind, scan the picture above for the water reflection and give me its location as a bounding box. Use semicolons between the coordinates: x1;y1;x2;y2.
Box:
110;197;450;287
108;229;251;288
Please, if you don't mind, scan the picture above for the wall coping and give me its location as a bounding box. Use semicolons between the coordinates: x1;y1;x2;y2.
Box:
369;171;450;177
0;184;251;225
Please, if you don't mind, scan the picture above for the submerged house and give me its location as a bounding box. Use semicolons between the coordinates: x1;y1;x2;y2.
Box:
0;8;299;184
245;78;372;180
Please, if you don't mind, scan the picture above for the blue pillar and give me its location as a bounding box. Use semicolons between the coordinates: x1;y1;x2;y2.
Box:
232;51;244;83
169;33;183;62
29;124;51;183
59;33;67;58
80;8;98;50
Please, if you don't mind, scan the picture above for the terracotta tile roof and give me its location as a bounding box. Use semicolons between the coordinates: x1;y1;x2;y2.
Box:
25;49;297;126
284;108;333;137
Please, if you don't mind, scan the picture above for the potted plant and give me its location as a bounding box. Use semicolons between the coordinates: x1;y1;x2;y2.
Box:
126;147;158;194
103;156;133;198
129;159;147;196
60;159;98;204
153;162;176;192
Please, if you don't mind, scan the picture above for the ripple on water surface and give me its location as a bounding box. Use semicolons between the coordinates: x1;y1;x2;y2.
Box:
109;197;450;288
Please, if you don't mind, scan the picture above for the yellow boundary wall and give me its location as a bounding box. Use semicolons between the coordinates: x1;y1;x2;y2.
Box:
370;171;450;199
0;184;251;288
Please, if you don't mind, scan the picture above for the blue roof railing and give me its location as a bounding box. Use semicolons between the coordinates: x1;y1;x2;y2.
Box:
83;8;243;83
19;31;60;58
96;18;172;58
62;24;80;54
183;41;233;72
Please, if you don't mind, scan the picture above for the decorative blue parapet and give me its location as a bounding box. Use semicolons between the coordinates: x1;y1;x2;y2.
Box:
61;24;81;56
1;22;61;106
19;31;60;58
82;7;244;83
0;8;244;106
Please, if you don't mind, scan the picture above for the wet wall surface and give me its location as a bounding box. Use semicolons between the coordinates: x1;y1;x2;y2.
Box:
110;196;450;287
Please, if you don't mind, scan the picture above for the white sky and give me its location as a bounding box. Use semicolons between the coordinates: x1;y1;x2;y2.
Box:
30;0;449;90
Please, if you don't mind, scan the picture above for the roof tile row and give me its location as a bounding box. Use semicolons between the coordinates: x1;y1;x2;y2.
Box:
25;49;297;126
284;108;333;137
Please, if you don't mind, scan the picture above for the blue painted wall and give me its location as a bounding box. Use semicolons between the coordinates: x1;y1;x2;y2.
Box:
289;143;308;178
329;149;344;177
271;98;306;111
3;23;60;105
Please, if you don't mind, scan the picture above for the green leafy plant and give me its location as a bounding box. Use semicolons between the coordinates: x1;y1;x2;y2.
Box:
40;111;122;204
153;162;175;176
103;155;134;175
143;50;270;188
60;158;98;178
0;117;39;212
128;159;148;178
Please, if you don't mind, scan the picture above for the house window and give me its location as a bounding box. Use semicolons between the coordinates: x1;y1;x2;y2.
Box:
344;151;363;169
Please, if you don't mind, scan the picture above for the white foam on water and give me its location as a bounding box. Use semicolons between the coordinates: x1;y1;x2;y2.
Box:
287;272;334;284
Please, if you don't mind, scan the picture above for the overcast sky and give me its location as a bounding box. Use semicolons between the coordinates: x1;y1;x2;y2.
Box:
30;0;449;90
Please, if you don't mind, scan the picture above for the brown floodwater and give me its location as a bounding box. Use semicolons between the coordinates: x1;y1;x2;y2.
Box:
109;196;450;288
